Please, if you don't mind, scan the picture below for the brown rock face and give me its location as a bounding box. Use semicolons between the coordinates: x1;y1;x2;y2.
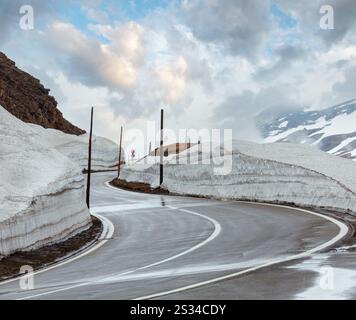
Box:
0;52;85;135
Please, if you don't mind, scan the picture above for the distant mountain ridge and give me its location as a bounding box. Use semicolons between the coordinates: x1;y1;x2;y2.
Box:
257;99;356;160
0;52;85;135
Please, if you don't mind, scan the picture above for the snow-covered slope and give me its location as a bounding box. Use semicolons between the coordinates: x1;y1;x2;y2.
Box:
120;140;356;215
30;125;121;171
0;106;92;258
258;99;356;160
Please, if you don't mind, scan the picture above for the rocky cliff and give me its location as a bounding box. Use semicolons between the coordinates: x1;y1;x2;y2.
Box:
0;52;85;135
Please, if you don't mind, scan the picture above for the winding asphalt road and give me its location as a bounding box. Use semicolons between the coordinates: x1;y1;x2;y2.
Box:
0;172;348;300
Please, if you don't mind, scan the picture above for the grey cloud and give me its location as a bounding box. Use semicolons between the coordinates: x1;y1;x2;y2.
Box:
144;16;215;92
0;2;19;44
186;56;213;91
57;46;107;89
254;45;307;81
0;0;54;44
330;65;356;103
323;0;356;45
277;45;305;61
213;85;304;141
181;0;272;59
109;94;145;119
275;0;356;47
333;59;352;69
167;31;214;90
39;19;146;93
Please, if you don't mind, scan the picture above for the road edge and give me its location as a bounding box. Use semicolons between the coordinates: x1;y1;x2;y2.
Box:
134;202;349;300
0;213;115;286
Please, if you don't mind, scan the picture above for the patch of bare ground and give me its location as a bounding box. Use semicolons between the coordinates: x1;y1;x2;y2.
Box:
110;178;170;195
0;216;102;282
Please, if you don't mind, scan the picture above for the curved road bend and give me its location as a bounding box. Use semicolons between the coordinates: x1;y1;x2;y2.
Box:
0;172;347;300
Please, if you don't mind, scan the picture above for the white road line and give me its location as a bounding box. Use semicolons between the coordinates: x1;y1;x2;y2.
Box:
139;206;221;269
135;203;349;300
16;184;349;300
0;213;114;287
91;203;162;213
105;181;157;197
17;206;221;300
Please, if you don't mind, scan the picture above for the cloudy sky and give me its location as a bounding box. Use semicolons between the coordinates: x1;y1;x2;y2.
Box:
1;0;356;155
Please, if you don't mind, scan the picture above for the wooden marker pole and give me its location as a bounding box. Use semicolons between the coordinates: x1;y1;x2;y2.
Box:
86;107;94;209
160;109;164;186
176;142;180;164
118;126;123;178
198;138;202;163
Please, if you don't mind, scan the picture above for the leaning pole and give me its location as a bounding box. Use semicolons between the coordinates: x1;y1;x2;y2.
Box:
118;126;123;178
86;107;94;209
160;109;164;186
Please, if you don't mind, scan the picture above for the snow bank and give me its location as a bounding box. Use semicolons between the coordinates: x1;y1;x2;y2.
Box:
233;141;356;194
0;107;92;258
120;140;356;214
28;124;120;171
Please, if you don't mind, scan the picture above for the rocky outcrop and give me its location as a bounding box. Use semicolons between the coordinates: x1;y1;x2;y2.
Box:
0;52;85;135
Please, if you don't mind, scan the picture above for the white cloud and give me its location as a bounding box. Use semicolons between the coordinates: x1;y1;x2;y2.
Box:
155;56;188;103
45;21;145;90
2;0;356;149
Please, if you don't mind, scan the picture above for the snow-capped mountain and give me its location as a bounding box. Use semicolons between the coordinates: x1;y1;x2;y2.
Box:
257;99;356;160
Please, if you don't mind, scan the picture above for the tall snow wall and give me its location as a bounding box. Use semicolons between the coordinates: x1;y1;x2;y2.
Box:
0;106;92;258
120;140;356;214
